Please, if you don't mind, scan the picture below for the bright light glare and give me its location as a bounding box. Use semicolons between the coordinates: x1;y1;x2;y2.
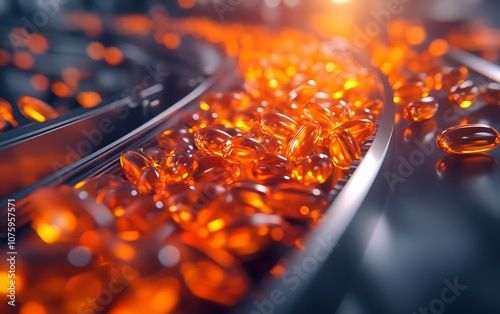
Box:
330;0;350;3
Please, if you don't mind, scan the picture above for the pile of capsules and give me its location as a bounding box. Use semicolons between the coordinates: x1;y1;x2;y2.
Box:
18;18;381;314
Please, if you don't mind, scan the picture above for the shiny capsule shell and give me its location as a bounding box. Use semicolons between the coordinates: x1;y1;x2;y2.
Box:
328;128;361;170
252;152;293;181
449;80;478;109
17;96;59;122
393;82;428;105
288;80;318;109
160;153;198;183
260;112;299;141
479;82;500;105
191;155;239;185
194;127;231;156
0;98;18;126
403;96;439;122
221;136;267;164
285;122;321;163
120;150;153;184
267;183;327;220
302;102;336;136
436;124;500;154
156;128;194;153
436;66;468;90
294;153;334;185
335;119;375;143
137;167;161;194
143;147;167;168
350;108;375;122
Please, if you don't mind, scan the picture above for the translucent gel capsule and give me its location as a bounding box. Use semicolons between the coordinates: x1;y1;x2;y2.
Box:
0;98;18;126
260;112;299;141
143;147;167;168
288;80;318;109
252;152;293;181
17;96;59;122
403;96;439;122
335;119;376;143
362;99;383;116
328;100;351;122
182;110;218;133
393;82;428;105
449;80;478;109
436;124;500;154
221;136;267;164
479;82;500;105
350;108;375;122
294;153;333;185
435;66;468;90
285;122;321;163
194;127;231;156
328;128;361;170
120;150;153;185
302;102;336;136
95;182;138;216
191;155;239;185
267;183;327;220
159;153;198;183
156;128;194;154
74;175;127;197
137;167;161;194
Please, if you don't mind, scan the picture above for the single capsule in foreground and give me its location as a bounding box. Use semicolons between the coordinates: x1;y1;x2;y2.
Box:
260;112;299;141
285;122;321;163
403;96;439;122
328;128;361;170
436;124;500;154
393;82;428;105
17;96;59;122
335;119;375;143
194;127;231;156
221;136;267;164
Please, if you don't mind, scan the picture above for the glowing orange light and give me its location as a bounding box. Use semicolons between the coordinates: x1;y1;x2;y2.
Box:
13;52;34;70
177;0;196;9
27;34;49;54
0;49;10;66
31;74;50;92
77;91;102;108
87;42;105;61
52;81;71;97
104;47;124;66
429;39;449;57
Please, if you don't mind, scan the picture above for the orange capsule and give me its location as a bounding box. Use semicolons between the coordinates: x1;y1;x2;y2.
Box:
182;110;218;133
261;135;285;155
302;102;336;136
362;99;383;116
479;82;500;105
436;124;500;154
267;183;327;220
285;122;321;163
252;152;293;181
0;98;18;127
335;119;375;143
328;128;361;170
120;150;153;184
156;128;194;153
137;167;161;194
328;100;351;122
288;80;318;109
393;82;428;105
17;96;59;122
74;175;127;197
143;147;166;168
191;155;239;185
260;112;299;141
435;66;468;90
0;118;8;130
449;80;478;109
293;153;333;185
221;136;267;164
194;127;231;156
403;96;439;122
96;183;138;216
160;153;198;183
350;108;375;122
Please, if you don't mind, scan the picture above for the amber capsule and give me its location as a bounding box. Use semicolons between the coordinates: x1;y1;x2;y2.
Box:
143;147;167;168
362;99;383;116
156;128;194;153
191;155;239;185
285;122;321;163
350;108;375;122
288;80;318;109
221;136;267;164
120;150;153;184
403;96;439;122
182;110;219;133
479;82;500;105
302;102;336;136
137;167;161;194
393;82;428;105
252;152;293;181
0;98;18;127
17;96;59;122
435;66;468;90
449;80;478;109
160;153;198;183
260;112;299;141
267;183;327;220
293;153;333;186
335;119;375;143
436;124;500;154
74;175;127;197
194;127;231;156
328;128;361;170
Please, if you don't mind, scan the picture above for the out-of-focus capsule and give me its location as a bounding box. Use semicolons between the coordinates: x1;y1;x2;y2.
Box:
160;153;198;183
302;102;336;136
232;109;260;133
156;128;194;153
182;110;218;133
328;128;361;170
157;182;195;201
74;175;126;197
260;112;299;141
403;96;439;122
293;153;333;185
267;183;327;220
435;66;468;90
137;167;161;194
449;80;478;109
95;181;138;216
393;82;428;105
335;119;375;143
285;122;321;163
194;127;231;156
143;147;166;168
328;100;351;122
362;99;383;116
0;98;18;127
17;96;59;122
350;108;375;122
120;150;153;185
221;136;267;164
288;80;318;109
191;155;239;185
479;82;500;105
436;124;500;154
252;152;293;181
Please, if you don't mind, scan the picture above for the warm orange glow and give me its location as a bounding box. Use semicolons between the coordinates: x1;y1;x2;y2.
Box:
104;47;124;66
116;15;153;35
52;81;71;97
27;34;49;54
0;49;10;66
62;67;81;86
87;42;106;60
31;74;50;92
13;51;34;70
77;91;102;108
20;301;47;314
17;96;59;122
79;230;101;250
429;39;449;56
163;33;181;49
406;26;427;45
114;243;136;261
0;98;18;127
177;0;196;9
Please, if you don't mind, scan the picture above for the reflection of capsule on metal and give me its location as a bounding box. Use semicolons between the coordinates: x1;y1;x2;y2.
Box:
436;153;497;178
403;119;437;143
